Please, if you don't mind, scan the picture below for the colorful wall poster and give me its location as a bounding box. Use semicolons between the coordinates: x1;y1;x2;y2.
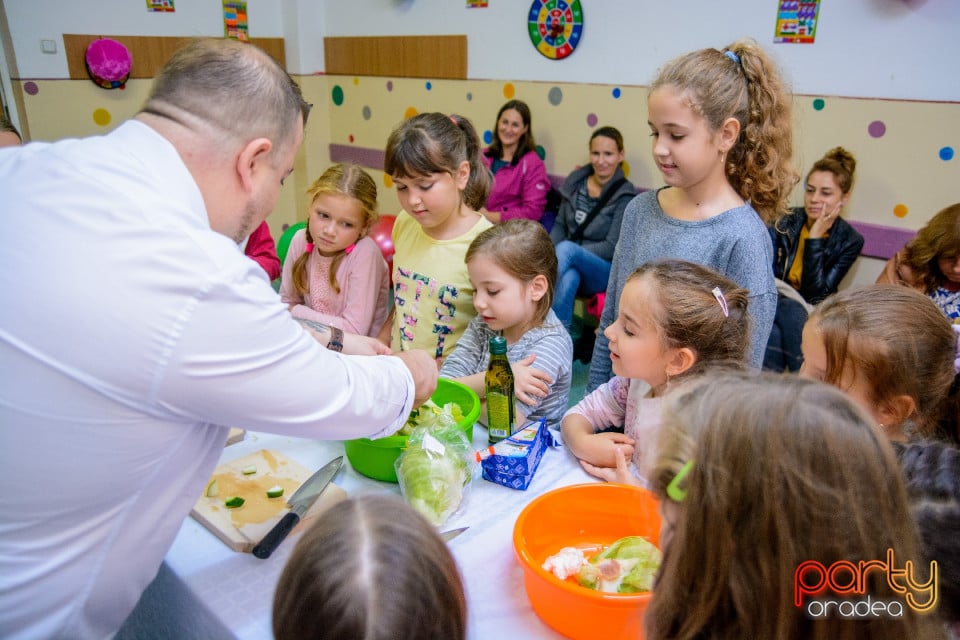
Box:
146;0;175;12
774;0;820;44
223;1;249;41
467;0;489;7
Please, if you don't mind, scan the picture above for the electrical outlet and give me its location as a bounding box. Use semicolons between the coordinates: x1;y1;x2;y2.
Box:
41;39;57;54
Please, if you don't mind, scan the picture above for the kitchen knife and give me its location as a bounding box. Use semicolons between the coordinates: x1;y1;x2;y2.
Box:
440;526;468;542
252;455;344;559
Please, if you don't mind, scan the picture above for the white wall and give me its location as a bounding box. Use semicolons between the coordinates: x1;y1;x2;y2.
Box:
319;0;960;102
2;0;283;78
4;0;958;101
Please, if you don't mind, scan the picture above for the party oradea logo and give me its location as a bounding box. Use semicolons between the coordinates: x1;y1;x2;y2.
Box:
794;549;938;619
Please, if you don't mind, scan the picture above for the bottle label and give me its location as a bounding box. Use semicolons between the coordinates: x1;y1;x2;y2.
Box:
487;391;513;442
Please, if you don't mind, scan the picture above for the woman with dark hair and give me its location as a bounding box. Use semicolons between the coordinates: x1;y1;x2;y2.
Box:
480;99;551;223
550;126;635;332
765;147;864;372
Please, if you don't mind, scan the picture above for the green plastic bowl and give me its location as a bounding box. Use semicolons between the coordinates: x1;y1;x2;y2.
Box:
344;378;481;483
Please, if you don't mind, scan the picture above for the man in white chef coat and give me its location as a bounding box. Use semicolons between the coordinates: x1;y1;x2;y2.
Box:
0;38;437;639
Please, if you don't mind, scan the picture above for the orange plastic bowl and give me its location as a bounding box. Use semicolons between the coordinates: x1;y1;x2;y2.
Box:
513;483;662;640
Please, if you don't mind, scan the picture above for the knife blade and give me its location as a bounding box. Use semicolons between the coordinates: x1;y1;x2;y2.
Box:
252;455;344;559
440;526;468;542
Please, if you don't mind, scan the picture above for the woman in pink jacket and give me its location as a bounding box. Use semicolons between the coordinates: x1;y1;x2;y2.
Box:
480;100;551;223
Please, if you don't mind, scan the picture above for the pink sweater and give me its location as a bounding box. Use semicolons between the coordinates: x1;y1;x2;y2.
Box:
279;232;390;337
482;149;551;222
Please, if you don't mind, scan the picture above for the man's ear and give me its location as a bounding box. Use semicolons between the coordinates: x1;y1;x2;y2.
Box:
528;274;548;302
718;117;741;153
666;347;697;378
235;137;273;193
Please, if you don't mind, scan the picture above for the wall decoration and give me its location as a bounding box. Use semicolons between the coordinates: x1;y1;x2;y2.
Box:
774;0;820;44
84;38;132;90
146;0;175;12
528;0;583;61
466;0;488;7
223;1;249;42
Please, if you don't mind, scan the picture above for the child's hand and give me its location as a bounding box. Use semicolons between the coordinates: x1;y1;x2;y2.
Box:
512;354;553;405
573;431;635;467
579;446;641;485
344;332;394;356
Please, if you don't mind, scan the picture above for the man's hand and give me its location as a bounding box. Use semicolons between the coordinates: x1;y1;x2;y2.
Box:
343;332;393;355
394;349;439;407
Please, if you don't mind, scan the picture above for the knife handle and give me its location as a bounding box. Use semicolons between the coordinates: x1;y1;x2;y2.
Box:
252;511;301;559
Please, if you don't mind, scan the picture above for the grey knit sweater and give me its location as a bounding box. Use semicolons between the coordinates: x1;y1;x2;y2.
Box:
586;188;776;391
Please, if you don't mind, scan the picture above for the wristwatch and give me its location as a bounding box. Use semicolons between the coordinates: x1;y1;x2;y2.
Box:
327;326;344;353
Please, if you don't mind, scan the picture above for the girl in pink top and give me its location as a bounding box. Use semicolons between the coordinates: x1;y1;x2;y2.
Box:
561;259;749;485
280;164;390;337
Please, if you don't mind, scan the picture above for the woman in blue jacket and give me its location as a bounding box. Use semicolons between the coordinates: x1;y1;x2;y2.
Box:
765;147;864;372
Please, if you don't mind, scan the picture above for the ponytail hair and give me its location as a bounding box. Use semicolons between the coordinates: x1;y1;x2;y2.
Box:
627;259;751;380
384;112;492;211
651;38;799;223
292;163;379;297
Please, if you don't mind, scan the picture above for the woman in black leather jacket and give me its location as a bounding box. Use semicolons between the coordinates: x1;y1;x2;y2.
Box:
765;147;864;371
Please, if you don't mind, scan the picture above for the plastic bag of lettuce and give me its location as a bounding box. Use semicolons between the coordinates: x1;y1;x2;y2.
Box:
395;420;474;526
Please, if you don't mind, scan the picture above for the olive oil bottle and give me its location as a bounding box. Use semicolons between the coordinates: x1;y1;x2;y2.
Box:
485;335;516;444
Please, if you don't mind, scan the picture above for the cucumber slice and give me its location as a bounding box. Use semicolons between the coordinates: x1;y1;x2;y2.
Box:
241;465;257;475
205;479;219;498
224;496;245;509
266;486;284;499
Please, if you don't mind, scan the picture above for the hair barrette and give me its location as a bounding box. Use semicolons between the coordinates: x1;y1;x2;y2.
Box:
449;115;458;125
666;459;694;502
305;242;314;253
712;286;729;317
724;50;741;66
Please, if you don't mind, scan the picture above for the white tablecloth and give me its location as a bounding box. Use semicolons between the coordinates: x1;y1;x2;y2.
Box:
119;425;596;639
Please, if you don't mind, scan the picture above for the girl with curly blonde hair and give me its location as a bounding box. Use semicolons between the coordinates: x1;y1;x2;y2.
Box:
587;38;799;390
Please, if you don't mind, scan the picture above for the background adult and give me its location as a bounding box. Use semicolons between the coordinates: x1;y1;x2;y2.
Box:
0;38;437;639
878;202;960;321
480;99;551;223
0;113;21;146
550;126;635;335
243;220;282;280
765;147;864;372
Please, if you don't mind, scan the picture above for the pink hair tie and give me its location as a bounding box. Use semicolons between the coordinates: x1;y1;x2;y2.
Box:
344;243;356;254
305;242;314;253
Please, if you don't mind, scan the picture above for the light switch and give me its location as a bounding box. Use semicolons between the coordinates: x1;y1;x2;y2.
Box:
41;39;57;54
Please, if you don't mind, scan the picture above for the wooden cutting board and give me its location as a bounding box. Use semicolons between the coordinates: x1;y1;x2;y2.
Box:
191;449;346;553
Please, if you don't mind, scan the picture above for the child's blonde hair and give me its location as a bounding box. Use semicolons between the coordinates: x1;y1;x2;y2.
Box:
627;259;751;379
651;38;799;223
647;371;941;640
384;112;492;211
273;494;466;640
808;284;957;439
292;163;379;296
465;219;557;326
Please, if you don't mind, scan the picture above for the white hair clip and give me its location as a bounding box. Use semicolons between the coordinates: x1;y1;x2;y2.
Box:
712;286;729;317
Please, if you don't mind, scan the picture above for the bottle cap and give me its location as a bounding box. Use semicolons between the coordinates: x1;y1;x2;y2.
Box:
489;335;507;355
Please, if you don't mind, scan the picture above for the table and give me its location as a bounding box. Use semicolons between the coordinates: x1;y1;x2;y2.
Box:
118;425;596;640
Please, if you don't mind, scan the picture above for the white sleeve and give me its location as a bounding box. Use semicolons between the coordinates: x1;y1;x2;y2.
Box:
152;271;414;440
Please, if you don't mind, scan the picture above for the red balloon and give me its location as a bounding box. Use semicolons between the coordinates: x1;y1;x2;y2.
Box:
369;215;396;280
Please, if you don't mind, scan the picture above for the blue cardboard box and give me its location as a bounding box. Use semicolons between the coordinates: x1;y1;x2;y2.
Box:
480;418;553;490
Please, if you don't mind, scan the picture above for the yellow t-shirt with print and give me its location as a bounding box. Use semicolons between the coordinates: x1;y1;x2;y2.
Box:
390;211;493;362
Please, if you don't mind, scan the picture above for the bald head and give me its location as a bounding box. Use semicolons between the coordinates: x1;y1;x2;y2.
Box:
140;39;309;156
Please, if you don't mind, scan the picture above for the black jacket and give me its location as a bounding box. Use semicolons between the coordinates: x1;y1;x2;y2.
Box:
770;207;865;305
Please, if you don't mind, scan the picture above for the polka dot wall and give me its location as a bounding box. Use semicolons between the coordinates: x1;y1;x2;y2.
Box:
322;77;955;226
20;72;951;235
